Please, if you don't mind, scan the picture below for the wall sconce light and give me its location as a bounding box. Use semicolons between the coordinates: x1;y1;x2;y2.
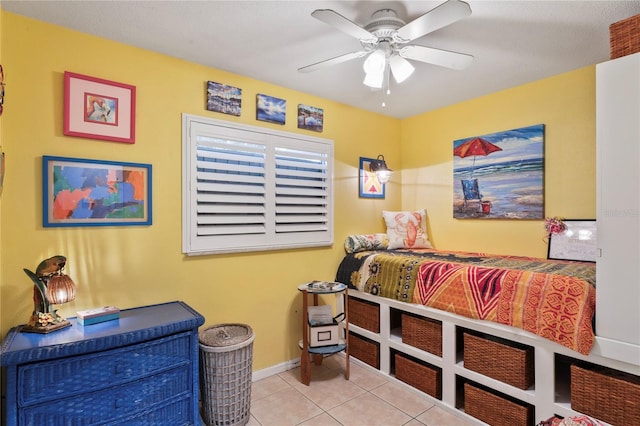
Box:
22;255;77;333
369;154;392;184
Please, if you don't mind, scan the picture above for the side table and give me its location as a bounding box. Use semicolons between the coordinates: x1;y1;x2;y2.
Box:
297;282;349;385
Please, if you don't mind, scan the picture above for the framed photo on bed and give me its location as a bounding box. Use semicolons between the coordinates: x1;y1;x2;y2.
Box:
547;219;597;262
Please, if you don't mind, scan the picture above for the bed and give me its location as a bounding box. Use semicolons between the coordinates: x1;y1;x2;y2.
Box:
336;211;596;355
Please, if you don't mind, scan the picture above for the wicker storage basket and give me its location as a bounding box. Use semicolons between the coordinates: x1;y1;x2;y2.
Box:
463;332;534;390
348;297;380;333
349;331;379;369
199;324;255;426
610;14;640;59
401;314;442;356
571;364;640;425
394;353;441;399
464;382;533;426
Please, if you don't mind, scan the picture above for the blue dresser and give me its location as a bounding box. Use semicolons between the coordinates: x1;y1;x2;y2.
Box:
1;301;205;425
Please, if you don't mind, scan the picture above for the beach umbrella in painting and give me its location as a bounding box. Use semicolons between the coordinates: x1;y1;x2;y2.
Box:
453;137;502;176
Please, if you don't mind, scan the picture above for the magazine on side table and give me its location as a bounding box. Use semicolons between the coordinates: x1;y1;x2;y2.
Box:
304;280;346;292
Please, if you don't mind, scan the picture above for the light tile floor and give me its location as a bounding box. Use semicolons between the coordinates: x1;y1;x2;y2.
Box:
247;356;477;426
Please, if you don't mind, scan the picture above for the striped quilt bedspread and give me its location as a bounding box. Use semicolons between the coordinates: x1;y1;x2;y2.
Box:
336;249;596;355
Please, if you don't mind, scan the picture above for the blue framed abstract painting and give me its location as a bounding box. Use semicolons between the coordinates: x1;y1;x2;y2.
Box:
43;156;152;227
453;124;544;219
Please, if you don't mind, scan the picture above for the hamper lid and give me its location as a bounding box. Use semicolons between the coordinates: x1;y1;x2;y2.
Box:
199;323;254;347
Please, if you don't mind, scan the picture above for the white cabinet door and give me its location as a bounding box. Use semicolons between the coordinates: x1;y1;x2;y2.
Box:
596;53;640;347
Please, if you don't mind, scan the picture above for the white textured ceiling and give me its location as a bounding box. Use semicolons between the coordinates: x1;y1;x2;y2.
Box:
3;1;640;118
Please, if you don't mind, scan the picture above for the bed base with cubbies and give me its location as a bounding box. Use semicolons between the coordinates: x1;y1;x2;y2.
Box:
347;291;640;425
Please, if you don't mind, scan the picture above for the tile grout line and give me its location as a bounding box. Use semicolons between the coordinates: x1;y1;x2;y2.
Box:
249;363;470;426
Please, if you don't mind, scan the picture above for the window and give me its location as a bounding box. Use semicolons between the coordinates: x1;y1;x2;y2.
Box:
182;114;334;255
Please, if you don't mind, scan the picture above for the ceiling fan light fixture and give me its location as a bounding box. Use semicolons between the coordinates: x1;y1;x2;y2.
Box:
363;49;386;75
363;70;384;88
363;49;387;88
389;55;415;83
302;2;474;93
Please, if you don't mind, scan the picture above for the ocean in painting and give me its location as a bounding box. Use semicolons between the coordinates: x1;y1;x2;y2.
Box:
453;124;544;219
453;158;543;219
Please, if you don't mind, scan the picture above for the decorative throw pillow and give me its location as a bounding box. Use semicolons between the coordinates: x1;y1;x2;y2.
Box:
344;233;389;253
382;209;433;249
552;416;605;426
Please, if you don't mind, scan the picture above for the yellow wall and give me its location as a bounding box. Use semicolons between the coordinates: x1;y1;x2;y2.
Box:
0;11;597;370
401;68;596;257
0;12;400;369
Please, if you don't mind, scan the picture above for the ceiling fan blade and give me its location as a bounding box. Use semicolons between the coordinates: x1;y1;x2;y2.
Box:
395;0;471;43
399;45;473;70
298;51;369;73
311;9;377;42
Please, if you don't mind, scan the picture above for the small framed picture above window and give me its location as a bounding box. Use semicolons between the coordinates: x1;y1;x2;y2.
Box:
297;104;323;132
206;81;241;116
256;94;286;125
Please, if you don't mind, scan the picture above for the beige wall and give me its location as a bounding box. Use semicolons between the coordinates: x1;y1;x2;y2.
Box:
0;10;596;370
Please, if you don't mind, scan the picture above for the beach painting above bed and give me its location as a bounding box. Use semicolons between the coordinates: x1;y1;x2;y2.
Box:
453;124;544;219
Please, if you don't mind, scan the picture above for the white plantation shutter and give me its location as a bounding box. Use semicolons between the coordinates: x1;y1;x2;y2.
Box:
183;114;333;255
274;147;329;234
195;138;267;237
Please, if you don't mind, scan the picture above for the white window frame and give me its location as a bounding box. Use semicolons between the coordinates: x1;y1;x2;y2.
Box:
182;114;334;255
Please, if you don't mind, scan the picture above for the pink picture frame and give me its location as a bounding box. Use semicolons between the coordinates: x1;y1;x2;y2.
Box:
63;71;136;143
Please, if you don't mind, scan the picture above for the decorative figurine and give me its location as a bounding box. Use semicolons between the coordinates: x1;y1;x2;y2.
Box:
22;255;77;333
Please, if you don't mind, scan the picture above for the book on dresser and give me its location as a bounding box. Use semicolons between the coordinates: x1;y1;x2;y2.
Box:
76;306;120;325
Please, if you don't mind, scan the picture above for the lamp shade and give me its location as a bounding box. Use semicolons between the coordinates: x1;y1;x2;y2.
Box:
363;49;386;89
363;71;384;88
363;49;386;74
369;155;392;184
45;274;77;305
375;169;392;184
389;55;415;83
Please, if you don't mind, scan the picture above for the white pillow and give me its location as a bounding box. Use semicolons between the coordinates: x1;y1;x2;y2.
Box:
382;209;433;249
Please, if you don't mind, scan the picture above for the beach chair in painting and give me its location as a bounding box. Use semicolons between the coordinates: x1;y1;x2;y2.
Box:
461;178;482;211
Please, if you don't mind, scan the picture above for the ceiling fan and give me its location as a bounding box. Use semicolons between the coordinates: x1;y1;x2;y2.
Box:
298;0;473;90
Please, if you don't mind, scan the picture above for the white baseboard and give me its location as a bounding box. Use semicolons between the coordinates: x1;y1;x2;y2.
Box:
252;357;301;382
251;352;352;382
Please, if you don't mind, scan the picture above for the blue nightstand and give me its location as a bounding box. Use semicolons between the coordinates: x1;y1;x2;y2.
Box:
1;301;205;425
